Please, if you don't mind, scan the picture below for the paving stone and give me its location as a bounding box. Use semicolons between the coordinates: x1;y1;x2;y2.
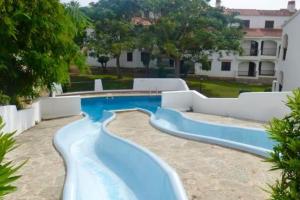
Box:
108;111;279;200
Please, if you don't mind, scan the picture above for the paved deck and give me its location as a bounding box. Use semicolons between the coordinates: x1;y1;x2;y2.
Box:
184;112;266;129
108;111;278;200
5;116;81;200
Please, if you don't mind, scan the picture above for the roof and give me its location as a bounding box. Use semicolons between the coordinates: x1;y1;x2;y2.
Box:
131;17;152;26
244;28;282;38
282;10;300;27
226;9;295;17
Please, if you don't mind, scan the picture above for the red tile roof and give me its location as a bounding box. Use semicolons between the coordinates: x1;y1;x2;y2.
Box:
132;17;152;26
226;9;295;16
244;28;282;38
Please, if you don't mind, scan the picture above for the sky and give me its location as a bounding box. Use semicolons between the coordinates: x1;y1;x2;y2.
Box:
61;0;299;10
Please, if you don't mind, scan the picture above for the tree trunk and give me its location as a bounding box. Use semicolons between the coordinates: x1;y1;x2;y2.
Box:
104;62;107;73
116;56;122;79
146;63;150;77
175;58;181;78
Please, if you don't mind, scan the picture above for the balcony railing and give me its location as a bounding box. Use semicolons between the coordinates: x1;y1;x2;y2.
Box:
237;70;256;77
261;48;277;56
241;48;277;57
241;48;258;56
259;69;275;76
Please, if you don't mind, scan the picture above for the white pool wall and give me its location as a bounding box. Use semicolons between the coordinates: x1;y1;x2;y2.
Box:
162;90;291;122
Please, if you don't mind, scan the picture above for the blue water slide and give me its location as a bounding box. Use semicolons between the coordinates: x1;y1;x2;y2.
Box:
151;108;275;157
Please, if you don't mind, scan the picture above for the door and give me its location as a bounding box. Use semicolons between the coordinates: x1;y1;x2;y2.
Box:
248;62;256;77
250;41;258;56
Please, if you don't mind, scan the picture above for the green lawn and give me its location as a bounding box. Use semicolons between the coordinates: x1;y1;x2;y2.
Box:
66;74;271;98
186;78;271;97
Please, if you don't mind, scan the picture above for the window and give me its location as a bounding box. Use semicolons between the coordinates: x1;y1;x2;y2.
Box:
265;21;274;29
127;52;133;62
242;20;250;28
221;61;231;71
201;61;212;71
169;59;174;67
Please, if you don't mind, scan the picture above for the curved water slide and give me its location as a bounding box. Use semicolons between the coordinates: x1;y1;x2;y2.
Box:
150;108;275;157
54;111;187;200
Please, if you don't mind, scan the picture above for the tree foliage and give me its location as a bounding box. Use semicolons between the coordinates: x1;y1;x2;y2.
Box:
150;0;243;77
266;89;300;200
0;117;25;198
0;0;87;103
83;0;242;77
86;0;139;78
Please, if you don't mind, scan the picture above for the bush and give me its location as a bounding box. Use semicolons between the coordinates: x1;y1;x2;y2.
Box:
0;117;25;198
0;92;10;106
266;89;300;200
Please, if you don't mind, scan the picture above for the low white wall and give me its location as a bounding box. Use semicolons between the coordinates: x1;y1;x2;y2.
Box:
0;101;41;135
162;91;196;111
162;90;291;122
41;96;81;120
94;79;103;92
0;96;81;135
133;78;189;91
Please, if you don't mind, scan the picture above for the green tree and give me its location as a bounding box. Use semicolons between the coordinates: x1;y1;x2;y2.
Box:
0;117;25;198
64;1;91;47
86;0;139;78
152;0;243;77
135;24;159;77
266;89;300;200
0;0;86;104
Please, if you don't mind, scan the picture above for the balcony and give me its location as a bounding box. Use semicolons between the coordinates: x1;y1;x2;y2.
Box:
237;62;257;77
241;48;258;56
261;40;277;57
241;40;259;57
259;61;275;76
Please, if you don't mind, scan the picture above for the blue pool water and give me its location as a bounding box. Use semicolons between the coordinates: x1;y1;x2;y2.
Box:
82;96;161;121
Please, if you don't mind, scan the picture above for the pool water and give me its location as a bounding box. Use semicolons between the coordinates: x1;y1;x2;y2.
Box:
82;96;161;121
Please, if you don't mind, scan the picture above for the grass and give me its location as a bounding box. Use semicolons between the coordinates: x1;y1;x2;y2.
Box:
186;78;271;97
66;73;271;98
64;74;133;92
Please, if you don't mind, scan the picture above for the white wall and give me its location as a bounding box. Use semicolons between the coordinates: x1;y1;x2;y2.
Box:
133;78;189;91
40;96;81;120
0;101;41;135
0;96;82;134
162;90;291;122
277;12;300;91
94;79;103;92
87;49;157;68
194;52;237;77
237;15;290;29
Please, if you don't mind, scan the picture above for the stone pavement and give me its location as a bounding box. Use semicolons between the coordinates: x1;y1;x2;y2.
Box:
108;111;278;200
5;116;81;200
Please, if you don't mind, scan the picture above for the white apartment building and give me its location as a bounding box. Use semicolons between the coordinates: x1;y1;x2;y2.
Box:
195;1;296;83
275;10;300;91
86;1;296;83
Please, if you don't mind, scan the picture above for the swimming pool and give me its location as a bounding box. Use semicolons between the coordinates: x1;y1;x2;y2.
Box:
81;96;161;121
55;95;275;200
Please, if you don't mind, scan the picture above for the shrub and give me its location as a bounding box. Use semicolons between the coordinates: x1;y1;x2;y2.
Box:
266;89;300;200
0;92;10;106
0;117;25;198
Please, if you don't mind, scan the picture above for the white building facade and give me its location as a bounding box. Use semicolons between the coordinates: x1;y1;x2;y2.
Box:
195;1;296;83
276;10;300;91
86;1;296;84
